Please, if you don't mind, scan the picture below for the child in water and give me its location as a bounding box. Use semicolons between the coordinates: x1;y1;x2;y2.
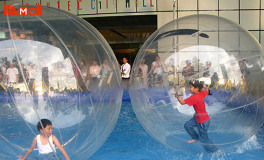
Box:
175;80;221;153
17;119;70;160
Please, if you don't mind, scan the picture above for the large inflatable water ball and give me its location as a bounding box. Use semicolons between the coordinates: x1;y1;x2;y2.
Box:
0;5;122;160
129;14;264;153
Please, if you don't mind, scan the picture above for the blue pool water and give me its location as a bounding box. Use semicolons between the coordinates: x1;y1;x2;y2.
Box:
90;91;264;160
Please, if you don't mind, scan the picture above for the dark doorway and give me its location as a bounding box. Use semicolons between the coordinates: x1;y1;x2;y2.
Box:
84;15;157;66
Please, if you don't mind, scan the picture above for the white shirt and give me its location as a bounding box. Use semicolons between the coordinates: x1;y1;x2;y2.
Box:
90;65;101;78
121;63;131;78
36;134;56;154
100;64;111;77
152;61;163;75
139;64;148;85
27;66;36;79
6;67;18;83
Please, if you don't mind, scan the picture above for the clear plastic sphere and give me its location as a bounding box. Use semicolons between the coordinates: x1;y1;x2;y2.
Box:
129;14;264;152
0;5;122;159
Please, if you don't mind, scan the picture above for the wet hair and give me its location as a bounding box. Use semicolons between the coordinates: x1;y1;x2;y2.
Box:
37;119;52;131
189;80;204;92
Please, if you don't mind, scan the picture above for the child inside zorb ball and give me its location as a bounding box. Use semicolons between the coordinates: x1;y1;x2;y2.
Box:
175;80;221;153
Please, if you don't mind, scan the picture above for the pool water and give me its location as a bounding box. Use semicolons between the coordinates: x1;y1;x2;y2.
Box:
90;91;264;160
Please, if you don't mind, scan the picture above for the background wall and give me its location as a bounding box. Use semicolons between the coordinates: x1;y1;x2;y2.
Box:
1;0;263;48
157;0;264;48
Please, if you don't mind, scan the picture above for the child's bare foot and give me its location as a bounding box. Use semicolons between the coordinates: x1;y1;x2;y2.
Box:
216;149;222;153
187;139;198;143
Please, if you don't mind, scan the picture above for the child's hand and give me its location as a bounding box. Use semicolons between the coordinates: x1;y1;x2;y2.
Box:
203;84;207;89
175;92;180;98
17;155;24;160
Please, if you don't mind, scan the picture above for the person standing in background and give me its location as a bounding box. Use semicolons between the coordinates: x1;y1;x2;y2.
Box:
121;57;131;79
182;60;195;89
151;55;164;86
18;63;29;83
89;60;101;90
6;62;19;85
121;57;131;89
139;58;148;88
99;59;112;87
80;60;88;85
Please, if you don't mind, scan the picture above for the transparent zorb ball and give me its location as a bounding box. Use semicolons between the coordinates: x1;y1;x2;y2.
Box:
129;14;264;153
0;5;122;159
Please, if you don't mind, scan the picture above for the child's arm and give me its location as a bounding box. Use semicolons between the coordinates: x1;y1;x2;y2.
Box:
203;84;209;91
203;84;211;95
175;93;186;105
17;137;37;160
53;135;70;160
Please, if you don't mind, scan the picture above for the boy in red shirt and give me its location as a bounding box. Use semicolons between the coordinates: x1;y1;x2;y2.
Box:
175;80;221;153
